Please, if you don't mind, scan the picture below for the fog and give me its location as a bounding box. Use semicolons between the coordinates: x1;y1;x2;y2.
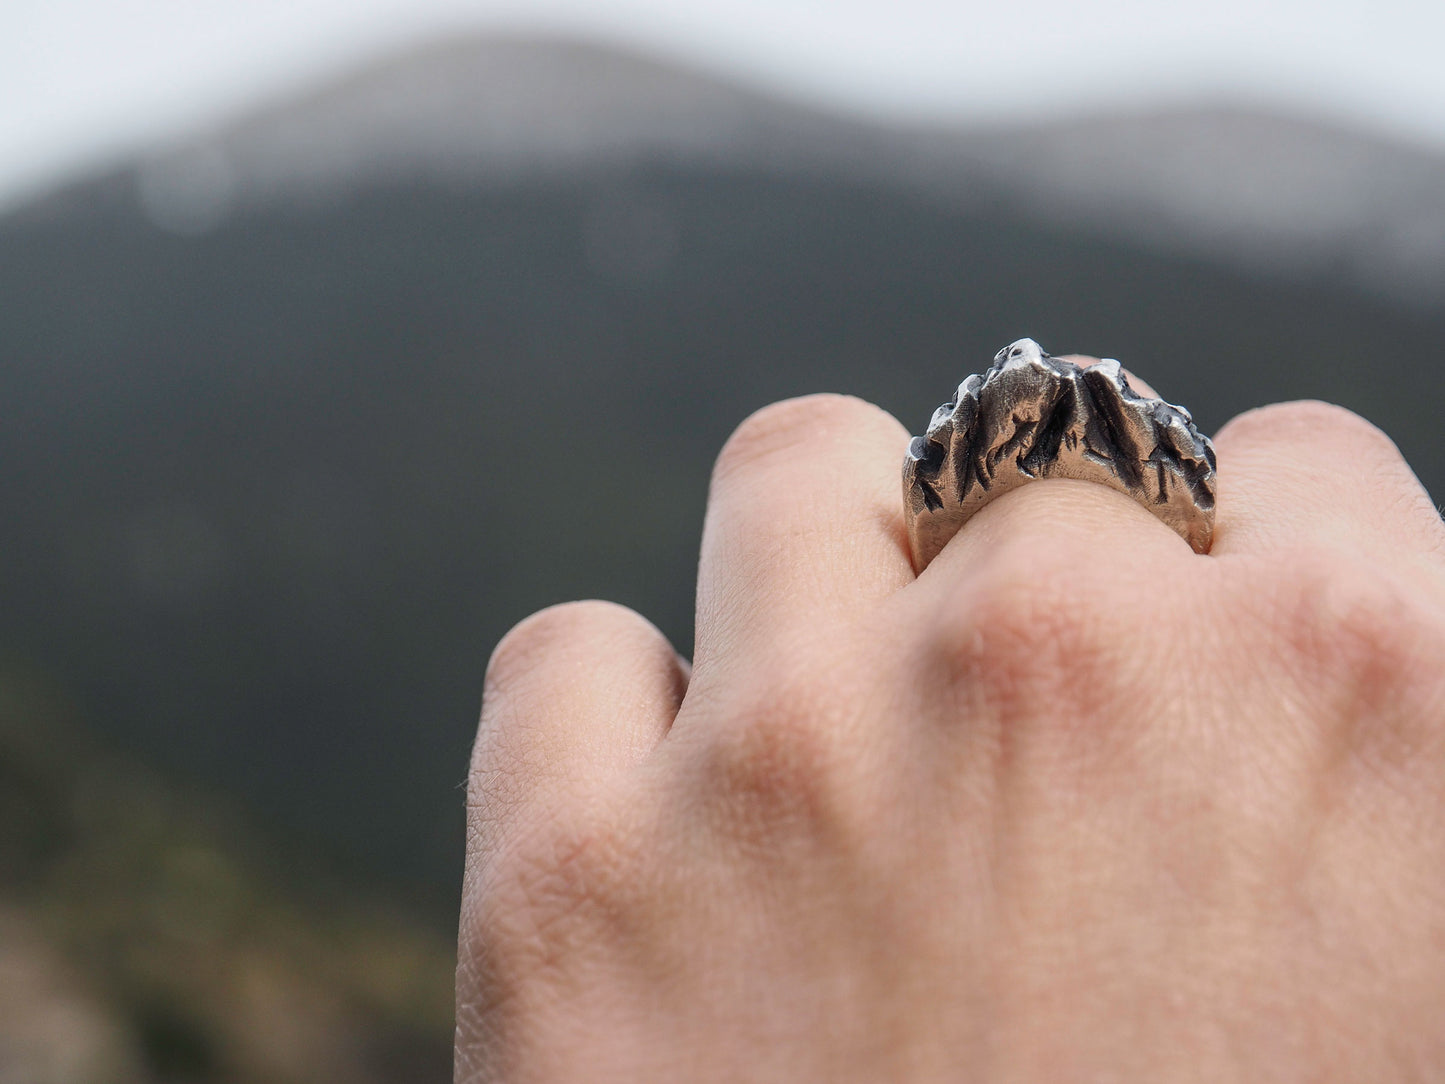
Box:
6;0;1444;206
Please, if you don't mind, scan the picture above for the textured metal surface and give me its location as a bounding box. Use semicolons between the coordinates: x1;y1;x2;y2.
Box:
904;338;1217;570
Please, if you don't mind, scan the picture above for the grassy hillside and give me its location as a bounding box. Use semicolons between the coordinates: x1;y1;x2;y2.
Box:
0;667;454;1082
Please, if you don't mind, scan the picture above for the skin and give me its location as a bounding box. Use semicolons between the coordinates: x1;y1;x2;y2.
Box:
455;375;1445;1083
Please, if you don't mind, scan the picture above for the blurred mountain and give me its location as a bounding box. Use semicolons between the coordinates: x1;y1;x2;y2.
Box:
110;35;1445;305
3;32;1443;912
952;109;1445;307
124;35;888;213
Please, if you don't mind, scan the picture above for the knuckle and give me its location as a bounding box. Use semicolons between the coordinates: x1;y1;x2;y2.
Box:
1222;400;1402;463
1221;401;1445;554
701;658;861;844
921;544;1172;779
1265;555;1445;771
933;546;1127;724
1274;557;1420;689
712;394;887;486
484;599;645;694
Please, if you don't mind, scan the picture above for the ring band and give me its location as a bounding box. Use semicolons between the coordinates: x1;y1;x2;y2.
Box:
904;339;1217;571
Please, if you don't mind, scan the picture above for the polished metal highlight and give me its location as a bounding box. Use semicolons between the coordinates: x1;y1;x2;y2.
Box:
904;338;1216;571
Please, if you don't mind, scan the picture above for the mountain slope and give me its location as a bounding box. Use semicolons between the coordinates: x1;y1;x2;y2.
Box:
99;34;1445;305
6;158;1442;895
948;107;1445;305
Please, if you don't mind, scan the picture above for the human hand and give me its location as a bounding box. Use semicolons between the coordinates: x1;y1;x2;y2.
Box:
455;386;1445;1082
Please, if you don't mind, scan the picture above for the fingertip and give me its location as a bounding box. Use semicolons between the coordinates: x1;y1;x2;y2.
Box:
472;600;687;839
695;393;915;676
483;599;682;706
710;394;908;491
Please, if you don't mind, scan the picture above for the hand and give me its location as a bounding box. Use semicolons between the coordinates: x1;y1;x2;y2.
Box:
455;389;1445;1082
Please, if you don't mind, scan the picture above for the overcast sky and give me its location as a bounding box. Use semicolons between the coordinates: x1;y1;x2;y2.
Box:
4;0;1444;207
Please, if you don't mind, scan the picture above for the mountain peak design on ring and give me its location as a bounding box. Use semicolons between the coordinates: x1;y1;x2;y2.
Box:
904;338;1217;571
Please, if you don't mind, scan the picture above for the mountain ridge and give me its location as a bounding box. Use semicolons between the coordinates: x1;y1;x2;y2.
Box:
26;33;1431;306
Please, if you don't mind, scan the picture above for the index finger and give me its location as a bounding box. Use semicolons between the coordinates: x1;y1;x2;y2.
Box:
692;395;915;682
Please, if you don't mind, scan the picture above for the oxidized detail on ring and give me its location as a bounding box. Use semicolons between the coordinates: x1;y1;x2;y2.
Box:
904;338;1217;570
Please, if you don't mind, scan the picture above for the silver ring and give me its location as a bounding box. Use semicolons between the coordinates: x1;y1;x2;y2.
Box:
904;338;1217;571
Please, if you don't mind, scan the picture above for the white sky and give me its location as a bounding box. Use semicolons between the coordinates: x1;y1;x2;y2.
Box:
4;0;1445;207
